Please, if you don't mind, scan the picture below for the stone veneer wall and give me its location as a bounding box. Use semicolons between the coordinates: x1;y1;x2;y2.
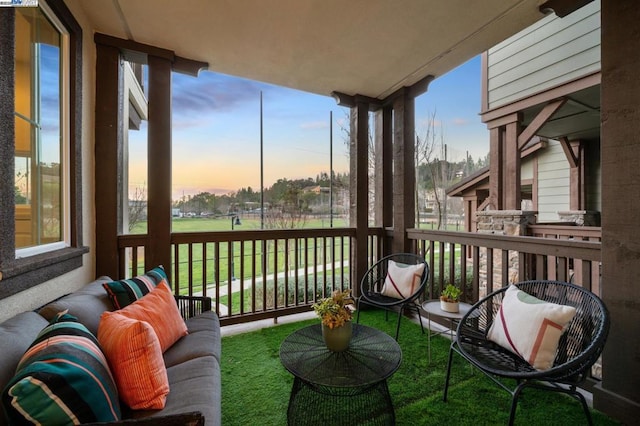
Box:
475;211;537;297
557;210;601;226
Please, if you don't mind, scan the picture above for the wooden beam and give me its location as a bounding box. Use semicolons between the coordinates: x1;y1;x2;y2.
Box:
559;137;579;168
518;98;566;150
95;33;209;76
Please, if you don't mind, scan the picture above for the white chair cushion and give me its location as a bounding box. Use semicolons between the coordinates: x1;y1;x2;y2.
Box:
380;260;425;300
487;284;577;370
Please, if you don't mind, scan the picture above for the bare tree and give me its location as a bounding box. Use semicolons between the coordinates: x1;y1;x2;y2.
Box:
415;111;458;229
128;184;147;232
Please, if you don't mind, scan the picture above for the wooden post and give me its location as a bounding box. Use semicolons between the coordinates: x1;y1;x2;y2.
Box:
373;107;393;231
391;90;416;254
94;44;123;278
146;56;173;277
349;98;369;298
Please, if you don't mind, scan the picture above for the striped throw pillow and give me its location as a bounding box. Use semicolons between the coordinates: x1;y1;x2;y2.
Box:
1;312;121;425
103;265;168;309
98;312;169;409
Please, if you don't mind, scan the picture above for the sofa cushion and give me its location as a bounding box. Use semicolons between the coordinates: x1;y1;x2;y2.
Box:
381;260;425;299
98;312;169;409
112;281;188;352
163;311;221;368
1;312;121;424
38;291;113;337
0;312;49;396
103;265;169;309
129;356;220;425
487;285;577;370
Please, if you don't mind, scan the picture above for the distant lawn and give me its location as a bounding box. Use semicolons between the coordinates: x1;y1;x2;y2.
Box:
130;216;349;234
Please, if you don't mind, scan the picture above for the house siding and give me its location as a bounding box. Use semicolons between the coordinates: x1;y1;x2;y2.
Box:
536;141;570;222
486;0;600;110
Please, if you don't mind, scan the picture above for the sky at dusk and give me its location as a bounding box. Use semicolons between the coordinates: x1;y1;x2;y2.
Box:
128;55;489;201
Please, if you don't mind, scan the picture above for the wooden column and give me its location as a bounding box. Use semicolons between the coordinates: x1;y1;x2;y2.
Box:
504;121;521;210
392;90;415;253
560;138;585;210
146;56;173;276
94;44;123;278
488;126;504;210
349;98;369;298
593;0;640;422
373;107;393;230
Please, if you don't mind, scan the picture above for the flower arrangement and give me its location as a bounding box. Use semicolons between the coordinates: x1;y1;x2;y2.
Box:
312;290;356;329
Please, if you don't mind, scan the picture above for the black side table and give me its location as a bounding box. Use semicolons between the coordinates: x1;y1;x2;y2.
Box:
280;323;402;426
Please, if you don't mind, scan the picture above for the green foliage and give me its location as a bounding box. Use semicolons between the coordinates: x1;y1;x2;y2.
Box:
441;283;462;302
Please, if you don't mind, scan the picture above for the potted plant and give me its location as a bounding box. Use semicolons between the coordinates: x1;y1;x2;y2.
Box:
440;284;462;313
312;290;356;351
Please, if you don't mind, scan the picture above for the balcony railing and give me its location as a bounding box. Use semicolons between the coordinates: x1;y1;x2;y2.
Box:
117;226;601;325
118;228;385;326
408;228;601;303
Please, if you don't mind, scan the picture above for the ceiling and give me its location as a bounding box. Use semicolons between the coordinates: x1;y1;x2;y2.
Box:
67;0;548;100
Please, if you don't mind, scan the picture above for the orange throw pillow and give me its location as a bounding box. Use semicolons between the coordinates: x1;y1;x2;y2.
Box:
116;280;188;352
98;313;169;409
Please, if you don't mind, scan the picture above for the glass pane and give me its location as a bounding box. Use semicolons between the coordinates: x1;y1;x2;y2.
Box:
14;7;63;249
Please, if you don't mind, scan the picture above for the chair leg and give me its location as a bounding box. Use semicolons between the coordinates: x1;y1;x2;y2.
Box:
575;389;594;426
443;343;455;402
508;383;527;426
356;300;362;324
394;309;402;340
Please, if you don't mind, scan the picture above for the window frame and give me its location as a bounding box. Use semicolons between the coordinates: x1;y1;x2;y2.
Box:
0;0;86;299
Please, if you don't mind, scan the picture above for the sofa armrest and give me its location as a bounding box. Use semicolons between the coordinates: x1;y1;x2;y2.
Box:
175;295;212;319
86;411;204;426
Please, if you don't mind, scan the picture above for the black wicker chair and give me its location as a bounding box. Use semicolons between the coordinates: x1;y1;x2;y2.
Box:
444;280;609;426
356;253;429;340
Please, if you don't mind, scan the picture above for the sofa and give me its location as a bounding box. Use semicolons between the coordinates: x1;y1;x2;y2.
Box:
0;274;221;426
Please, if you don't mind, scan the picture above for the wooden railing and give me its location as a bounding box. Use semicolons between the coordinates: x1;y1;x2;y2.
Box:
528;224;602;242
407;229;601;304
117;227;601;325
117;228;385;326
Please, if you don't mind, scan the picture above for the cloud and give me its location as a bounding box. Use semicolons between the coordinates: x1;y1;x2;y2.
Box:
172;72;268;117
451;117;468;126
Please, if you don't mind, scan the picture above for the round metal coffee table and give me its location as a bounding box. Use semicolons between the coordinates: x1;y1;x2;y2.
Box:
280;323;402;426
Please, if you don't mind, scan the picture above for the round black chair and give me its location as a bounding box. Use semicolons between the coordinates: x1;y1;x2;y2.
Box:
356;253;429;341
444;280;610;426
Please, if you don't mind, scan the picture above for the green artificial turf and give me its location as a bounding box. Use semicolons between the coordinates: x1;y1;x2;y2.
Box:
221;310;618;425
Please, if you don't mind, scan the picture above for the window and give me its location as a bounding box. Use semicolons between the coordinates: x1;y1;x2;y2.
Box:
14;5;66;254
0;1;85;299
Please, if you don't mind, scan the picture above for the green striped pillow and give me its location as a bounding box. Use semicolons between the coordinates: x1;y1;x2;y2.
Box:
1;312;121;424
103;265;169;309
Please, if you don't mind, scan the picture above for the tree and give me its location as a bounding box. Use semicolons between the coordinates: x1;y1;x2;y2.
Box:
128;184;147;232
415;110;459;229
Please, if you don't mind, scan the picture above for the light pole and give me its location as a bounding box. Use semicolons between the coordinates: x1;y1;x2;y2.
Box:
230;215;241;280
